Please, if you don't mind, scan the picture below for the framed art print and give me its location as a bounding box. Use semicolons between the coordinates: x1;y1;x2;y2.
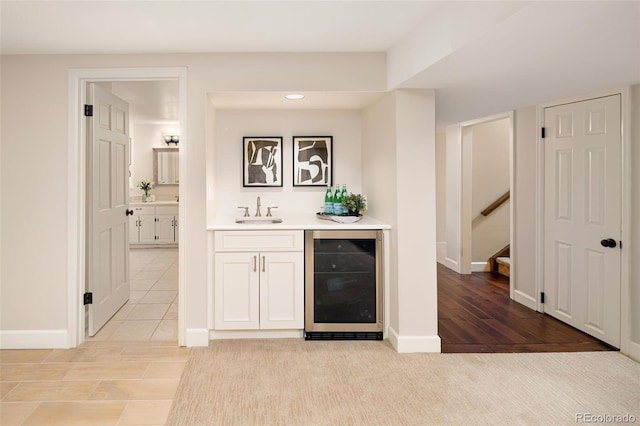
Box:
292;136;333;186
243;136;283;187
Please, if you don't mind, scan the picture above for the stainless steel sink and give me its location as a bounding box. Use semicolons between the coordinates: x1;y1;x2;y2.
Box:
235;217;283;224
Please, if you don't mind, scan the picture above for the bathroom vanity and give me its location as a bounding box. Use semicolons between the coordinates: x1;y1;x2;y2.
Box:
129;201;179;246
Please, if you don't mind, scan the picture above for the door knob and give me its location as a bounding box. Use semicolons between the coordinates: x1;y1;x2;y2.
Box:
600;238;617;248
126;209;134;216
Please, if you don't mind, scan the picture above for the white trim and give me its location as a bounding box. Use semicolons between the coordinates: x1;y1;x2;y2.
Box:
436;241;447;264
68;67;188;348
471;261;489;272
536;87;631;354
619;86;631;356
0;330;69;349
513;290;537;311
458;112;514;282
444;257;460;273
210;329;304;340
186;328;211;346
460;126;472;275
387;327;441;353
628;341;640;363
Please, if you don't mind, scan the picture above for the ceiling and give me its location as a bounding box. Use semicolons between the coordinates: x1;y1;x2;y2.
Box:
2;1;639;127
0;1;440;55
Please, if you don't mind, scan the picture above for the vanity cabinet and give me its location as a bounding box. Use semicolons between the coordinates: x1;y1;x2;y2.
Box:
214;230;304;330
130;204;178;245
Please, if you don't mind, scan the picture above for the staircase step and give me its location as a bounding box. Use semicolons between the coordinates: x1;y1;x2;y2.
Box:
496;257;510;277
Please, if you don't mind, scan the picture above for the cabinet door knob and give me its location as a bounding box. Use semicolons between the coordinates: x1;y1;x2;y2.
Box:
253;256;257;272
262;256;266;272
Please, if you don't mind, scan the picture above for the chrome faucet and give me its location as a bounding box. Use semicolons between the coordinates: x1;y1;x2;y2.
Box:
255;196;262;217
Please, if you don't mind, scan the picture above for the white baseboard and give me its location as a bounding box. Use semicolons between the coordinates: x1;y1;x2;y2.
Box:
436;241;447;264
627;340;640;363
185;328;209;347
513;289;538;311
444;257;460;273
471;261;489;272
210;329;304;340
0;329;69;349
387;326;441;353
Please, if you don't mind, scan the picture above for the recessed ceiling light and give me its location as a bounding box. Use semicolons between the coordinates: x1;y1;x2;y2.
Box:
285;94;305;100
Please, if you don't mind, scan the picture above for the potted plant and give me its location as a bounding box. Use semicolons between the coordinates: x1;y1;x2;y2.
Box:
138;179;154;202
342;193;367;216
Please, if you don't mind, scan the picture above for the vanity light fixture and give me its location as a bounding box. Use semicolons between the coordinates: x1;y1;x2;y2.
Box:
285;93;305;100
163;135;179;145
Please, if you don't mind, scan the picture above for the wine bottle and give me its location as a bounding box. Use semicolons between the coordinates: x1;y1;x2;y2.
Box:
324;185;334;215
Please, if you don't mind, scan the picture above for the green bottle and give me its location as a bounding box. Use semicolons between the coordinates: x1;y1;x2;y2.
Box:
341;184;348;215
333;184;343;216
324;185;334;215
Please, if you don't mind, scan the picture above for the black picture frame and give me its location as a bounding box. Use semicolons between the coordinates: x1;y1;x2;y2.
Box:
292;136;333;187
243;136;283;187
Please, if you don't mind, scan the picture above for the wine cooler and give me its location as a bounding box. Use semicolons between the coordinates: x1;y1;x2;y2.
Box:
304;230;383;340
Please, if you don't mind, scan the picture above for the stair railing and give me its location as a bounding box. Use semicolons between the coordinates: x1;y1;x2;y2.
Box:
480;191;510;217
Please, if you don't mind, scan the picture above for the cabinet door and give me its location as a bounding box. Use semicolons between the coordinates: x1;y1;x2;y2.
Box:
259;251;304;329
138;214;156;243
214;252;260;330
156;215;175;243
129;215;139;243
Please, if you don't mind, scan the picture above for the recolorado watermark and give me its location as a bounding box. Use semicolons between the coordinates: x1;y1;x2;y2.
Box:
576;413;637;423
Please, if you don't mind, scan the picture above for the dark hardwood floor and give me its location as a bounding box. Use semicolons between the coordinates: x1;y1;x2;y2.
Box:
437;263;616;353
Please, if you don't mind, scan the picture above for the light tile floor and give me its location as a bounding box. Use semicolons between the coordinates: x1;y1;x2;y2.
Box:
0;341;189;425
0;248;184;425
88;248;179;342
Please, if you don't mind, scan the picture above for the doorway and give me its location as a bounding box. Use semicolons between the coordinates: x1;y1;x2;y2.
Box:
87;80;180;341
68;67;187;348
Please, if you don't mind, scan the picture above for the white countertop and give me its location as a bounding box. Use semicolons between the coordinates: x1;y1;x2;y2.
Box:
130;201;179;206
208;213;391;231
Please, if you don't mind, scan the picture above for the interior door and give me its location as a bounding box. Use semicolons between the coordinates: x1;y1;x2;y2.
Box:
87;83;131;336
543;94;621;347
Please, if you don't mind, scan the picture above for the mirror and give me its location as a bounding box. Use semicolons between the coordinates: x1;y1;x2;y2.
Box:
153;147;179;186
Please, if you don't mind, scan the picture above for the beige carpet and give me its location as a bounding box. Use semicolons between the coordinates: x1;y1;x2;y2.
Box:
167;339;639;425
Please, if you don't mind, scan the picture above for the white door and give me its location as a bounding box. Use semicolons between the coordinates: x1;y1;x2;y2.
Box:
259;252;304;329
87;83;131;336
543;94;621;347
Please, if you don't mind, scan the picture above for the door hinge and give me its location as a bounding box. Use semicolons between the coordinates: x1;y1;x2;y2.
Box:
84;104;93;117
540;292;545;304
84;292;93;305
541;127;546;138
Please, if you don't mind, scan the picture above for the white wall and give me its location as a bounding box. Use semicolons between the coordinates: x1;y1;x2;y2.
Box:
435;132;447;263
444;124;461;273
470;118;510;263
511;106;538;309
0;52;385;347
363;90;439;352
130;122;180;200
210;109;361;216
362;93;398;335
